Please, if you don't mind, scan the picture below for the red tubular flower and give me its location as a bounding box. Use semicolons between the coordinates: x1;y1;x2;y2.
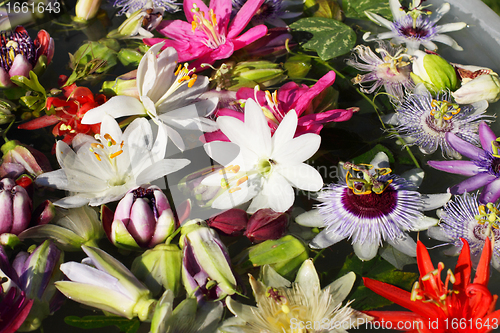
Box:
18;76;105;149
363;238;500;333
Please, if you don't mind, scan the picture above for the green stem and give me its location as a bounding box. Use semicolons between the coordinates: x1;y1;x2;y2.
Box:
313;248;326;263
2;118;15;143
317;59;421;169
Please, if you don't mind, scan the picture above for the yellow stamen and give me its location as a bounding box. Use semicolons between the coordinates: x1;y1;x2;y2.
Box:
93;152;101;161
104;134;116;146
109;150;123;159
188;75;198;88
228;186;241;193
175;64;182;76
236;176;248;186
91;143;104;149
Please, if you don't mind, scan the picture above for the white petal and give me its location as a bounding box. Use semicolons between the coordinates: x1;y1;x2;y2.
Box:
163;123;185;151
158;99;218;131
81;96;146;124
272;110;297;152
277;163;323;192
295;259;320;300
436;22;467;33
264;173;295;212
295;209;326;227
364;11;394;29
272;133;321;164
412;216;439;231
247;190;270;213
60;262;119;290
54;195;91;208
325;271;356;307
353;241;379;261
203;141;242;167
135;158;190;185
431;34;462;50
387;236;417;257
262;265;291;288
401;168;424;187
100;115;123;145
427;226;452;242
389;0;405;20
310;229;345;249
430;2;450;23
226;298;258;323
370;152;390;169
421;193;451;211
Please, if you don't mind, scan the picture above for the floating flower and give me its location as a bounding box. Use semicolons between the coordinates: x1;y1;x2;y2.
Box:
202;98;323;213
56;246;156;320
364;0;467;54
221;259;371;333
428;192;500;271
143;0;268;68
346;42;413;104
18;77;106;148
0;26;54;88
428;121;500;203
384;88;490;159
82;44;217;151
363;238;500;333
36;115;190;208
232;0;304;27
113;0;178;15
296;152;450;261
204;71;356;142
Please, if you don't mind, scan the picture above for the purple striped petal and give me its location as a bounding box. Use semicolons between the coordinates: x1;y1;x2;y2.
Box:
479;121;497;153
449;173;496;194
427;160;480;176
479;178;500;203
446;132;485;160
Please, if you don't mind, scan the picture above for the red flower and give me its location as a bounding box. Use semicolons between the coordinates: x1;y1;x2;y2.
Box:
363;238;500;332
18;76;106;148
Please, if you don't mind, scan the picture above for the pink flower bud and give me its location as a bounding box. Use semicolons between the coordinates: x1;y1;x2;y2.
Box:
0;178;32;235
244;209;289;243
1;140;52;177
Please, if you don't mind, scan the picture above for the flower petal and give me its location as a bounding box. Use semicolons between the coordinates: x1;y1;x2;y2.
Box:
427;160;481;176
81;96;146;124
479;121;497;153
479;178;500;203
353;241;379;261
227;0;265;39
450;173;496;194
276;163;323;192
295;209;325;227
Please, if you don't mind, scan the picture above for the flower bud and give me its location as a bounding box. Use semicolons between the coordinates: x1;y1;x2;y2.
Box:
31;200;56;226
56;246;156;321
19;206;104;251
75;0;102;22
105;186;175;250
131;243;182;297
0;178;32;235
410;51;459;93
207;209;248;236
0;98;15;125
234;235;308;279
452;74;500;104
13;240;65;331
227;61;287;91
244;209;288;243
101;71;139;98
117;49;144;67
181;220;237;301
284;54;312;79
1;140;52;177
107;6;164;39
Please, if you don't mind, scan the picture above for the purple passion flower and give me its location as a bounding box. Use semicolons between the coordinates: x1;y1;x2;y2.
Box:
428;121;500;204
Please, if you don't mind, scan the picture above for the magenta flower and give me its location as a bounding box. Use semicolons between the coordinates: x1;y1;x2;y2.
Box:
428;121;500;203
204;71;357;142
143;0;268;68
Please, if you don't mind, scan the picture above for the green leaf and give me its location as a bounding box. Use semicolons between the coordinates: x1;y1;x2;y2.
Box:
290;17;356;61
64;316;140;333
343;0;392;20
352;144;395;164
304;0;343;20
337;254;418;311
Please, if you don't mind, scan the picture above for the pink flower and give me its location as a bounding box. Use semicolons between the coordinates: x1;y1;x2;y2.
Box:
204;71;357;142
143;0;268;69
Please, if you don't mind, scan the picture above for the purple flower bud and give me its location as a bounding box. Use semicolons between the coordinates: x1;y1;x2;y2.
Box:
31;200;56;226
0;140;52;178
207;209;248;236
0;178;32;235
107;185;175;249
244;209;289;243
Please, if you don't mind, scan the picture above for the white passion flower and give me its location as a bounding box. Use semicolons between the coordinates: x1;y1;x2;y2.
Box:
296;152;451;261
363;0;467;54
202;98;323;213
81;43;218;151
220;259;371;333
36;115;190;208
